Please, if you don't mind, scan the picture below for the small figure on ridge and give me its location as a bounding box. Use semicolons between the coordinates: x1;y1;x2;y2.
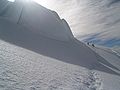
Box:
87;42;89;45
92;44;95;47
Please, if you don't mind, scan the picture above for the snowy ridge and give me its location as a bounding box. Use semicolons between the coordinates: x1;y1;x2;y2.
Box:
61;19;74;40
0;18;100;69
0;0;74;41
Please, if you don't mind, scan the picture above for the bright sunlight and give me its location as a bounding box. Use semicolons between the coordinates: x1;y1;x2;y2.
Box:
8;0;15;2
34;0;54;9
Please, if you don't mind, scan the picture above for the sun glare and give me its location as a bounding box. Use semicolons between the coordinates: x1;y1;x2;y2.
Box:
8;0;53;9
8;0;33;3
33;0;53;9
34;0;48;7
8;0;15;2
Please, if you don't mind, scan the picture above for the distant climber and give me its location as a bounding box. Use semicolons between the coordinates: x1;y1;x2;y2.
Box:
92;44;95;47
87;42;89;45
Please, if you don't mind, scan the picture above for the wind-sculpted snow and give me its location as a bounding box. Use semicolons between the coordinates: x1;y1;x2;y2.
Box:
0;40;102;90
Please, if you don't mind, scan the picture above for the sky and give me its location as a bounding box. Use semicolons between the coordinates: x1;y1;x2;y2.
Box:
34;0;120;47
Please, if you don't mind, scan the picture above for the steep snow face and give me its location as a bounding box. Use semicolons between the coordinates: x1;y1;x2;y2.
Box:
1;17;120;73
0;0;100;68
0;0;74;41
0;18;99;68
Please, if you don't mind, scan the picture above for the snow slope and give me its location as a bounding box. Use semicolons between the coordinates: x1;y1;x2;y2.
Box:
0;39;102;90
0;18;120;89
88;44;120;90
0;18;99;69
1;17;118;75
0;0;120;90
89;45;120;70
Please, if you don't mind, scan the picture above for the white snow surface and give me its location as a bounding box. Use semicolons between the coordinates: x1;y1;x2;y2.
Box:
0;39;102;90
88;44;120;90
0;0;120;90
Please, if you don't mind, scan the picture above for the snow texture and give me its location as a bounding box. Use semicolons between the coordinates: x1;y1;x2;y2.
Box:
88;44;120;90
0;39;102;90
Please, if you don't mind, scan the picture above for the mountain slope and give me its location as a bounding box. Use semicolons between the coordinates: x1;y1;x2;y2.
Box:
0;39;102;90
88;44;120;90
0;0;73;41
0;17;99;69
0;0;120;90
